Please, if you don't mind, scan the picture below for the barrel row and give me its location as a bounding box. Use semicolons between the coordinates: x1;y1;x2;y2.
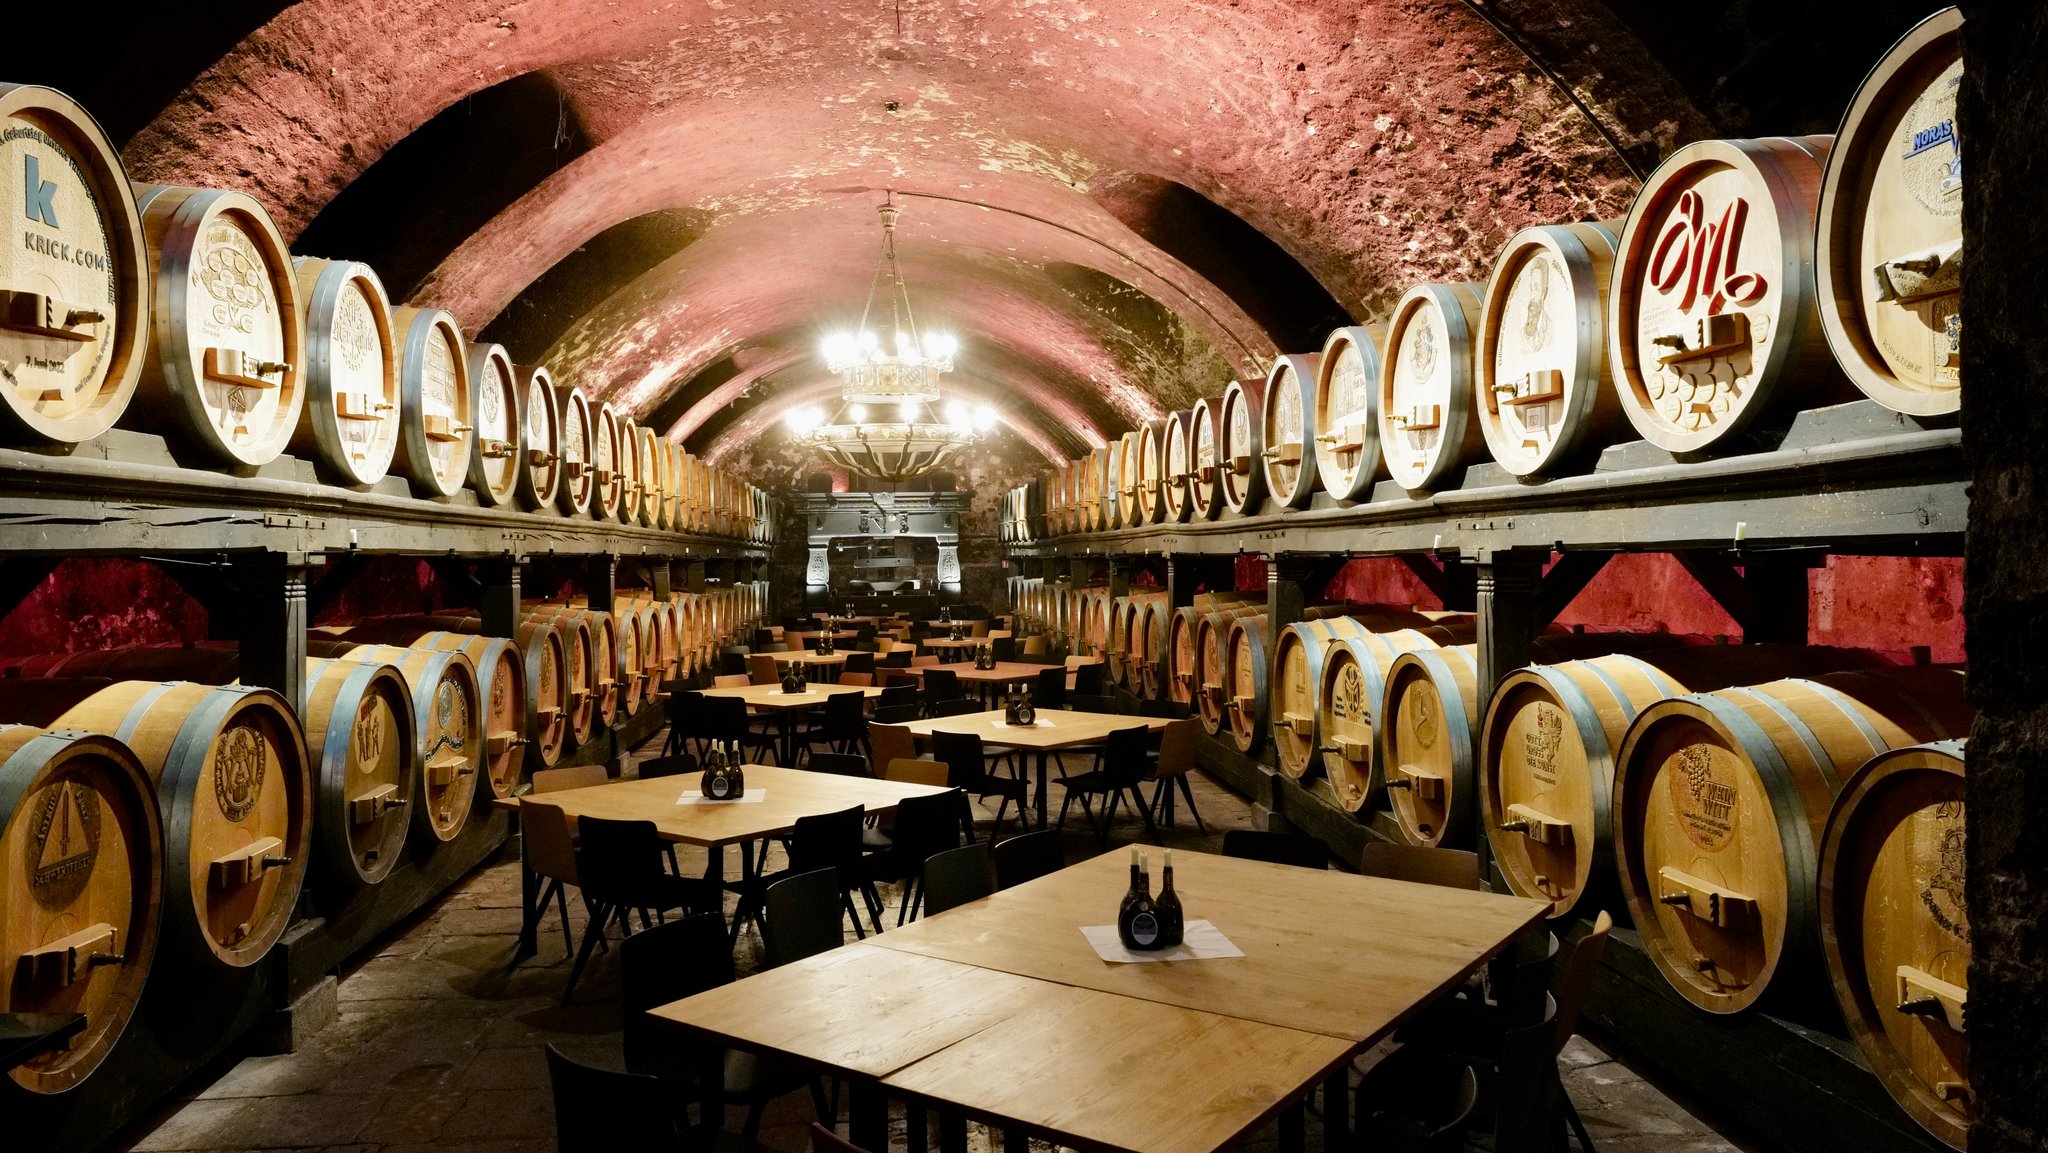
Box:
0;84;778;545
993;8;1965;548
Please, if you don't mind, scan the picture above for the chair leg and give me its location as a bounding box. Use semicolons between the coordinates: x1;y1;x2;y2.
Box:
1129;786;1160;842
1564;1093;1597;1152
562;900;608;1004
741;1101;766;1149
842;890;867;940
1177;775;1209;835
548;880;575;959
808;1077;833;1125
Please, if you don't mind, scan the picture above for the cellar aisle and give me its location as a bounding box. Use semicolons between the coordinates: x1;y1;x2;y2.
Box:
109;746;1755;1153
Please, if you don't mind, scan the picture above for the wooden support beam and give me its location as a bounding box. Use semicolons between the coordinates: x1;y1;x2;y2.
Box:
1531;552;1613;630
235;554;316;707
1398;554;1448;603
0;557;58;621
304;554;368;622
585;555;617;613
1673;550;1820;643
428;557;482;608
478;556;523;639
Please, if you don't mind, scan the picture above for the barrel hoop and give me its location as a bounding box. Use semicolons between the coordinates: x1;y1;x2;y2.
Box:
1716;685;1844;793
113;681;186;745
1588;654;1683;725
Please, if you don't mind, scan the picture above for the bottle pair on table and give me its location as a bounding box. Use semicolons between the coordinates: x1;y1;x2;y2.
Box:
701;742;746;798
1118;847;1183;950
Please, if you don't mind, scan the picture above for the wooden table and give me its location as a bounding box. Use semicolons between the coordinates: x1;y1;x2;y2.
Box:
921;637;983;655
651;852;1547;1153
901;709;1171;827
892;660;1077;705
502;764;945;957
700;682;880;764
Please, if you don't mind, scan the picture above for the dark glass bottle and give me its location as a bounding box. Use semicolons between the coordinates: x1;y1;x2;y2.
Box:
1118;848;1164;950
1157;848;1184;947
781;665;803;693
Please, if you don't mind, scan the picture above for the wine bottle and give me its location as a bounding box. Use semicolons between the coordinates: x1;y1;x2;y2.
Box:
1118;849;1164;950
1157;848;1184;947
726;742;745;795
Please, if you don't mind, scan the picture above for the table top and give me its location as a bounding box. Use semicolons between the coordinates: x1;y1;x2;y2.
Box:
902;709;1171;750
778;643;856;657
813;614;885;625
868;849;1549;1042
700;683;882;709
927;619;987;628
894;661;1066;684
500;764;946;845
921;637;984;649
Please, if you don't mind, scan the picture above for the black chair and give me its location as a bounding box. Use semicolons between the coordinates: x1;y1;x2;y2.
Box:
720;648;750;677
989;637;1017;663
881;650;914;668
866;787;976;923
922;668;963;714
920;842;995;916
871;703;922;725
1353;1046;1482;1153
1071;663;1107;695
1137;698;1183;718
842;651;876;676
617;916;829;1145
805;751;871;778
1068;693;1119;714
1032;665;1068;710
1054;726;1159;848
932;730;1028;832
763;867;848;968
637;752;697;779
661;689;704;757
1359;843;1482;890
739;806;882;939
1221;829;1329;870
695;695;777;763
991;830;1066;889
931;697;983;718
803;691;869;762
565;817;722;1002
878;681;919;711
545;1043;687;1153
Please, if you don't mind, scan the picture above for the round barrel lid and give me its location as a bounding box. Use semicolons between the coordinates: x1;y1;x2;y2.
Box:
1313;326;1386;502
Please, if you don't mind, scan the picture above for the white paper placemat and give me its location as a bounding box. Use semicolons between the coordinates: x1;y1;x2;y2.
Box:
677;789;767;805
1079;919;1243;963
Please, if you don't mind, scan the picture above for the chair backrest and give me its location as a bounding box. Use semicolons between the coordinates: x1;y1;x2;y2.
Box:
719;649;749;676
758;642;790;653
931;730;988;788
969;621;990;638
1031;665;1068;708
546;1043;685;1153
1358;842;1480;890
788;805;867;878
879;679;920;705
617;914;732;1078
910;654;940;668
991;830;1066;889
1067;694;1118;714
533;763;608;793
519;800;579;885
702;694;751;745
665;688;704;726
923;668;960;700
872;703;922;726
636;753;697;779
807;752;870;778
889;788;972;871
1552;910;1613;1054
1221;829;1329;870
838;671;874;687
882;650;913;668
811;1122;872;1153
1102;725;1154;785
714;673;751;687
822;690;867;735
921;842;996;915
1151;718;1200;778
932;697;982;718
843;651;876;674
1137;698;1183;718
1021;635;1050;656
764;867;847;968
1071;663;1106;694
747;653;779;684
869;721;917;766
576;817;668;894
884;758;949;787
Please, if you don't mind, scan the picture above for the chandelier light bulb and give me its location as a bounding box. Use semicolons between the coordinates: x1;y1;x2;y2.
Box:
942;400;970;427
849;403;868;423
859;329;879;351
898;401;919;420
974;404;997;431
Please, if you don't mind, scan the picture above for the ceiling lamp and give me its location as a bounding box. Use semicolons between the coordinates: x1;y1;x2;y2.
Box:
786;196;996;481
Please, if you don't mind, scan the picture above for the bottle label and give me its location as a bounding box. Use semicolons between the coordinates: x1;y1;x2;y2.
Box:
1130;911;1160;947
709;774;730;798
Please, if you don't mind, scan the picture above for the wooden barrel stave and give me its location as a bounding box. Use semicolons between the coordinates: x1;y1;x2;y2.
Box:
0;724;163;1094
0;85;152;444
390;307;474;497
290;257;400;486
1380;282;1486;494
132;184;306;467
1613;665;1973;1015
461;342;521;507
1220;616;1271;752
1818;739;1970;1150
1260;353;1323;509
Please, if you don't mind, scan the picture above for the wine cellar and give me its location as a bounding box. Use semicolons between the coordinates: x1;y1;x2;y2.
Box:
4;4;2044;1153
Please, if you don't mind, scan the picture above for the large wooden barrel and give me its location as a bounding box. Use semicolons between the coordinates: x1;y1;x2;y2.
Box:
1480;644;1883;919
1260;353;1322;509
420;615;571;769
0;680;311;971
1269;610;1474;780
1134;420;1167;526
553;384;596;517
615;415;642;527
1612;665;1973;1015
514;364;561;512
1113;430;1142;527
1608;136;1851;453
1111;592;1169;692
1193;608;1256;734
1313;326;1386;503
1218;377;1267;517
1168;599;1255;708
0;85;151;443
297;657;416;890
390;307;474;498
0;725;162;1095
599;602;648;718
1101;439;1126;531
1188;398;1226;521
461;342;521;507
329;627;526;799
1477;223;1628;479
591;402;624;521
290;258;399;486
1129;599;1176;699
1220;616;1272;752
1312;626;1476;812
1819;740;1970;1150
636;425;663;527
653;440;676;531
319;644;483;846
131;185;305;467
1816;8;1964;418
1158;410;1194;524
1380;283;1485;494
528;604;617;729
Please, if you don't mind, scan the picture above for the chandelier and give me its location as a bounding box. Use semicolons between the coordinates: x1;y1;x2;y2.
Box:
785;196;995;481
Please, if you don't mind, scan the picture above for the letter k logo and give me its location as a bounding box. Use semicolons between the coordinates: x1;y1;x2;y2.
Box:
24;155;59;228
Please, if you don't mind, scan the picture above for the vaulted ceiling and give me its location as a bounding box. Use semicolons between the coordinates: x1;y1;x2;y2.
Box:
26;0;1943;474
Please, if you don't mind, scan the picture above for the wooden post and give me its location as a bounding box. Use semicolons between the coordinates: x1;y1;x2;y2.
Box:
1737;555;1813;645
479;555;522;639
648;559;673;602
586;554;617;613
1473;548;1545;886
237;553;315;708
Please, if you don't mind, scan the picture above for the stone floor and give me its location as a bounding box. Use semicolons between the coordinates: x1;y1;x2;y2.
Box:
111;739;1760;1153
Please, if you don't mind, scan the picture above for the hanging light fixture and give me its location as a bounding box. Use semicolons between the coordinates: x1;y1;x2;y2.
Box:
785;195;996;480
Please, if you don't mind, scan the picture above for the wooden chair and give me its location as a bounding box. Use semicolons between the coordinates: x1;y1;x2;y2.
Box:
806;752;871;778
884;757;949;787
921;842;996;915
869;722;917;769
1020;635;1050;657
910;654;941;668
636;753;697;779
1221;829;1327;870
533;763;607;793
746;653;780;685
1145;718;1207;834
1353;1046;1481;1153
991;829;1066;889
1359;843;1480;890
931;698;983;718
1070;661;1107;695
738;806;882;939
763;867;849;968
865;786;975;923
811;1122;872;1153
837;670;874;687
714;673;751;687
517;800;586;961
932;730;1028;832
1032;665;1068;709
